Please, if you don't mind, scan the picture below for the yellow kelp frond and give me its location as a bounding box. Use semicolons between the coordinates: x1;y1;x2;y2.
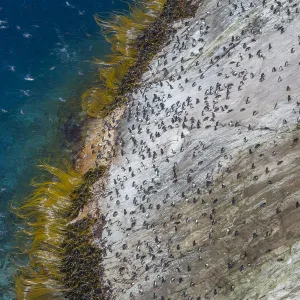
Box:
84;0;200;117
38;164;82;188
84;0;168;117
15;269;63;300
128;2;155;25
17;164;83;220
15;165;107;299
82;87;115;117
14;164;82;299
100;59;132;90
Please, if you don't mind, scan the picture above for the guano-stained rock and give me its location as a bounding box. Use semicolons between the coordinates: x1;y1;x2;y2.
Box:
90;0;300;299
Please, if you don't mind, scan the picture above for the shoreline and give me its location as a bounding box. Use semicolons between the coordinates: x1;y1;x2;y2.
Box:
14;0;300;298
13;0;201;298
74;105;126;174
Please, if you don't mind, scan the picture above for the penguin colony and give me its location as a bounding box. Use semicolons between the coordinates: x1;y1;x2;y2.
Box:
85;0;300;299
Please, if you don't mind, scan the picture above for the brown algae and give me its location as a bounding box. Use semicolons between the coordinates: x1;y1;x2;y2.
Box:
14;164;105;299
82;0;200;117
14;0;201;298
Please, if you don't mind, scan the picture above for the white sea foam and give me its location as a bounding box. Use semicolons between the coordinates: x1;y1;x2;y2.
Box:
24;75;34;81
23;33;32;38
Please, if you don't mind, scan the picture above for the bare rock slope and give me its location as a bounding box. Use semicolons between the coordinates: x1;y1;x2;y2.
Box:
91;0;300;299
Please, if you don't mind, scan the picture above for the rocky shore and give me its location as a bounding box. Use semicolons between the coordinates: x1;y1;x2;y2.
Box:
84;0;300;299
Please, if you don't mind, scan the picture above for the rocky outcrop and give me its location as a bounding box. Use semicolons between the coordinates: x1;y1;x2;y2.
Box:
90;0;300;298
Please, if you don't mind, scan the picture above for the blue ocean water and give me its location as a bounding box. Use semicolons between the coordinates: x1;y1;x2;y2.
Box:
0;0;130;297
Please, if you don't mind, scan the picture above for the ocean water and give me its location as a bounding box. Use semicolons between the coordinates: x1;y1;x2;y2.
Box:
0;0;130;297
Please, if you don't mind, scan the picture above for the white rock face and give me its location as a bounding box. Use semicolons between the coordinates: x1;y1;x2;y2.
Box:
92;0;300;299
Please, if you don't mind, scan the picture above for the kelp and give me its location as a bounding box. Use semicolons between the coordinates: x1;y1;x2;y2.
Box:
60;218;104;299
14;164;106;299
14;0;201;298
67;166;106;219
82;0;167;117
82;0;200;117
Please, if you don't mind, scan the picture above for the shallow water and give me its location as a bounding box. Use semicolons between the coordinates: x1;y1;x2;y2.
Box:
0;0;130;297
